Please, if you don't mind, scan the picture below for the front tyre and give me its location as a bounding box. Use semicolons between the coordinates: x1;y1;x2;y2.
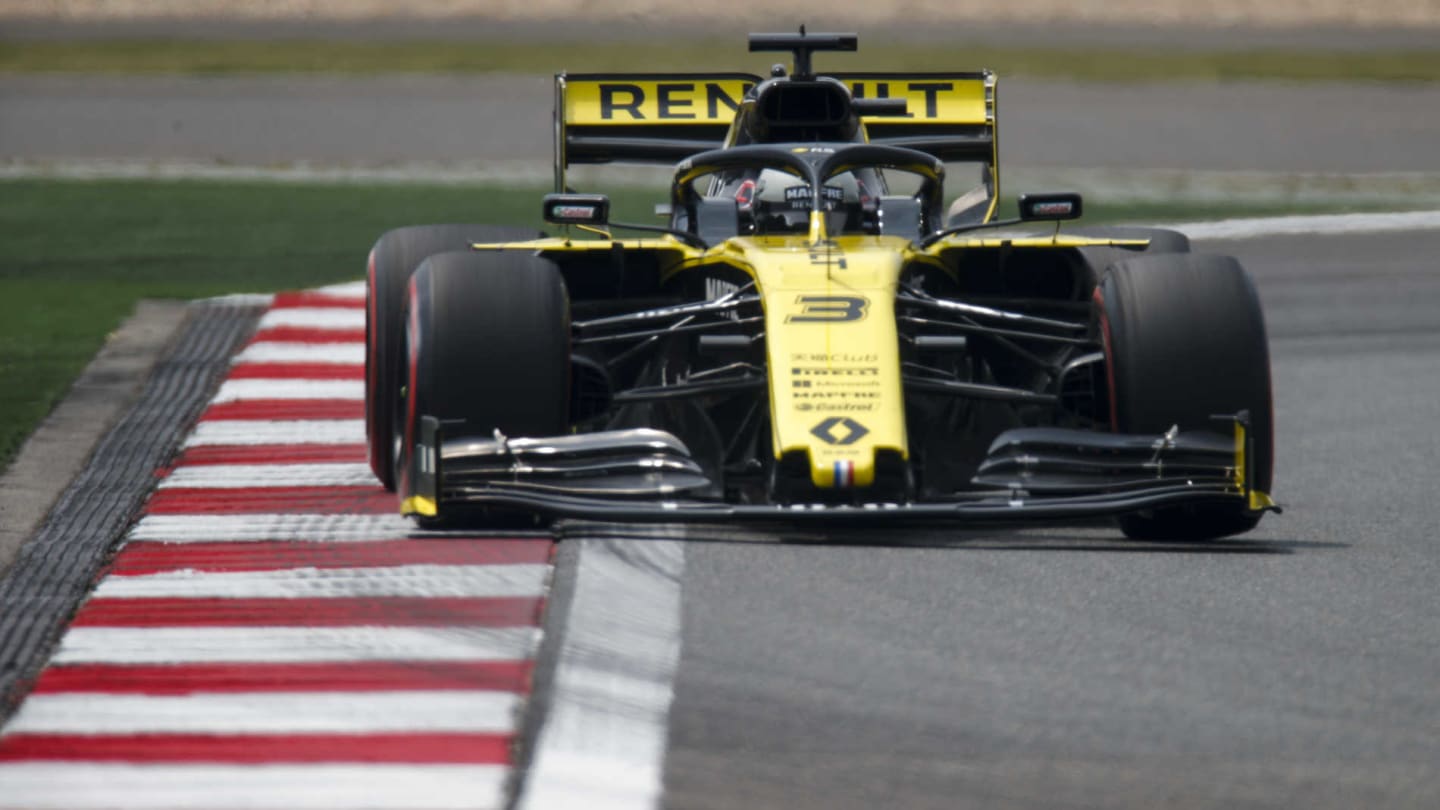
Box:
366;224;539;490
399;251;571;522
1097;253;1274;540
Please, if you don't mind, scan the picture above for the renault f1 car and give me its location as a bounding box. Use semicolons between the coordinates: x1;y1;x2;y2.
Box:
364;31;1278;539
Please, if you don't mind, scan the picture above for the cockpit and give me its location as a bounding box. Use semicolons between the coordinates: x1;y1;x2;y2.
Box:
672;142;974;243
708;165;883;235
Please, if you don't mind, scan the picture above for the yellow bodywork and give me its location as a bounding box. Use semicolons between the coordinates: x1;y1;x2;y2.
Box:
393;55;1278;519
400;495;437;517
559;75;988;128
472;228;1154;491
563;78;754;126
1232;416;1278;512
728;230;911;488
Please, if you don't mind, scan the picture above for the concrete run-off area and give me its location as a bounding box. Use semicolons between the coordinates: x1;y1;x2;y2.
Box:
0;301;188;580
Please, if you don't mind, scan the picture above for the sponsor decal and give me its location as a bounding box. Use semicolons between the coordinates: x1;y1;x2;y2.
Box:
784;185;845;203
566;80;754;124
704;277;740;301
564;76;987;126
845;79;986;123
792;366;878;377
1031;201;1074;217
551;205;597;220
810;416;870;446
797;401;878;413
705;277;741;321
791;352;878;363
794;386;869;394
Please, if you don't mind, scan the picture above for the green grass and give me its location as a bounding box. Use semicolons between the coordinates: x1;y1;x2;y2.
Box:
4;38;1440;82
0;177;675;468
0;176;1412;469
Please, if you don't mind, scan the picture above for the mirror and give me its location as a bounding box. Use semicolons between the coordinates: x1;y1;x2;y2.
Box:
1018;192;1083;221
543;193;610;226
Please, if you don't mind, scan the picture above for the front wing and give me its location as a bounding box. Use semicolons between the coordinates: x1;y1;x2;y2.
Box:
400;415;1279;526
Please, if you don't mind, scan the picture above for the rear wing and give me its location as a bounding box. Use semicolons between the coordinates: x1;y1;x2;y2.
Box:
554;73;761;190
553;70;998;192
829;72;996;164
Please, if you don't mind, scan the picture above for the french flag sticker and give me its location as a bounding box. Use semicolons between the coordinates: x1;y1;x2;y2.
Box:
833;460;855;488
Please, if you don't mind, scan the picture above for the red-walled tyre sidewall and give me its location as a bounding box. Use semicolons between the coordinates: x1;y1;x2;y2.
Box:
365;224;539;490
1098;253;1274;540
397;251;570;516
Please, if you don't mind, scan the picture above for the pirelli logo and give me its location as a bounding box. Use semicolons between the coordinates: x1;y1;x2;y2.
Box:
563;77;988;126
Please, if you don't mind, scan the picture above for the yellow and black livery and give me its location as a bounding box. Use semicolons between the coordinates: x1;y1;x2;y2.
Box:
379;31;1278;540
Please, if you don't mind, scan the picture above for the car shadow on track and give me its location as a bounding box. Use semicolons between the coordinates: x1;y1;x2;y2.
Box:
553;521;1341;555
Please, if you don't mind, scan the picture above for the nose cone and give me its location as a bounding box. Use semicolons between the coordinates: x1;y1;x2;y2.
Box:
753;238;910;490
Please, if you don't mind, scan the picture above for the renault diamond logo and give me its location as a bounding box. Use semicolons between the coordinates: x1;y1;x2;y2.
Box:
810;417;869;446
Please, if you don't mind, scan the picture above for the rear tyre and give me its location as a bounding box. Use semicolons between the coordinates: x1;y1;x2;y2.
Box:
1097;253;1274;540
1072;225;1190;290
366;224;539;490
399;251;570;522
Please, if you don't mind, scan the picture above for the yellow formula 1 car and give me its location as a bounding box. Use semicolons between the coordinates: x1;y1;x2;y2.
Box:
364;31;1278;539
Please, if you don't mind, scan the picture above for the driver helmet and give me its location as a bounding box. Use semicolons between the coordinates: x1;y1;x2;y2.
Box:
742;168;871;233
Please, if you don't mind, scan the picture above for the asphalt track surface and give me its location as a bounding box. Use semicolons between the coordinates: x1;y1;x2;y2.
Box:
5;75;1440;172
4;76;1440;807
660;229;1440;809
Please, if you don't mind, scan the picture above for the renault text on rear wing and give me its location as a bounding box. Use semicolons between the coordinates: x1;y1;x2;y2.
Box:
553;71;997;189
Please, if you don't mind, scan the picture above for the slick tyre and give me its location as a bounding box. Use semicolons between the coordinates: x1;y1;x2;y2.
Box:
1097;253;1274;540
1073;226;1190;290
399;251;570;522
365;224;539;490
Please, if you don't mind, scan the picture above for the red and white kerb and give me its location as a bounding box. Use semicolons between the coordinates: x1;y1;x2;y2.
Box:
0;281;554;810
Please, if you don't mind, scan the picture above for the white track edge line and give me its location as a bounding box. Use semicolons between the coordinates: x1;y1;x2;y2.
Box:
1163;209;1440;241
516;538;684;810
